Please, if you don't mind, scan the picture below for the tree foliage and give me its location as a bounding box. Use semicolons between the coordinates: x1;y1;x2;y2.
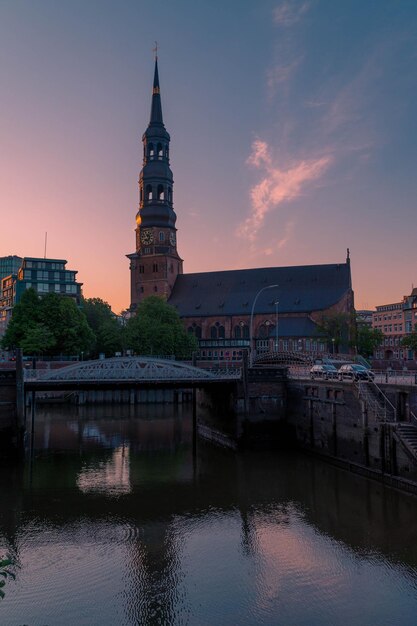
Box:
82;297;122;357
315;312;351;352
401;324;417;352
356;326;383;357
125;296;198;358
1;289;94;355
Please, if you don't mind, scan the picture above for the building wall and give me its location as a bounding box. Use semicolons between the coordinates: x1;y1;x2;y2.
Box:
372;289;417;361
0;257;83;337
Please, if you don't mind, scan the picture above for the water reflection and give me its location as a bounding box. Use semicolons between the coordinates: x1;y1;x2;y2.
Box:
1;404;417;624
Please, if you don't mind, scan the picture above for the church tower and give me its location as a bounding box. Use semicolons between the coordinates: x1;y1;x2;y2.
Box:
128;57;183;310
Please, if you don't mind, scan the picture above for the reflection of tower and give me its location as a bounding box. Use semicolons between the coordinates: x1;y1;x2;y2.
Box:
127;57;183;311
124;522;184;624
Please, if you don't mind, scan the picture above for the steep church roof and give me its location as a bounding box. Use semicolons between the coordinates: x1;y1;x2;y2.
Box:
168;262;351;317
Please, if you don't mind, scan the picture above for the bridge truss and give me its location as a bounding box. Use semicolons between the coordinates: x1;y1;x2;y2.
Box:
25;357;241;384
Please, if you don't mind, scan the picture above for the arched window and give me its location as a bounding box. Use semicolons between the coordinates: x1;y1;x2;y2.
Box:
157;143;163;159
218;325;225;339
146;185;153;201
195;326;202;339
234;325;241;339
258;324;268;338
210;326;217;339
148;143;154;159
159;231;165;242
157;184;164;201
188;326;194;334
242;325;249;339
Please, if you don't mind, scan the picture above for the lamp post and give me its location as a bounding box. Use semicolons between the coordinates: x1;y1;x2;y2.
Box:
274;300;279;352
250;284;279;366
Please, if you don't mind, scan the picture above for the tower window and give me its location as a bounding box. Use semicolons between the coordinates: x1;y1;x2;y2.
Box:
168;187;172;203
159;232;165;242
157;184;164;201
146;185;153;201
165;145;169;159
157;143;163;159
148;143;154;159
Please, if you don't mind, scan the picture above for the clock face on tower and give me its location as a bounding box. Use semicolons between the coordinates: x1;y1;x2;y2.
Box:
141;229;154;245
169;231;176;246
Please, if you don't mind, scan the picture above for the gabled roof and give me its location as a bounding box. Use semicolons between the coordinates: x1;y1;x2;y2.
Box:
168;262;351;317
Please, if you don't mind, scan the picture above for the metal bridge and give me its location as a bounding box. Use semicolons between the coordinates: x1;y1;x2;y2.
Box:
24;357;241;391
253;351;369;367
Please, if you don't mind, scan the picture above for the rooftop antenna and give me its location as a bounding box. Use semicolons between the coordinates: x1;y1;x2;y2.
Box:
44;232;47;259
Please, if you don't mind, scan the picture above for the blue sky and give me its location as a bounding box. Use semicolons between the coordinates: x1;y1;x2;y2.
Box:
1;0;416;311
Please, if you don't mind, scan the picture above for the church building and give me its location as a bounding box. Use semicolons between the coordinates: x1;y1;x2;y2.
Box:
128;60;354;360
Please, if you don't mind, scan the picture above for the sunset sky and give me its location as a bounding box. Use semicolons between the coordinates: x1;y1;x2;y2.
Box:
1;0;417;313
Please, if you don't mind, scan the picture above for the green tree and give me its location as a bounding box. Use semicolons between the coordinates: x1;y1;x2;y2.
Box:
125;296;198;358
315;312;351;353
82;298;122;357
20;324;56;355
2;289;94;356
1;288;41;349
356;326;383;357
40;294;94;355
401;324;417;352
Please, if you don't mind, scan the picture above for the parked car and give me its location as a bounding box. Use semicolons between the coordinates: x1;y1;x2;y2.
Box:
310;364;338;380
337;364;375;381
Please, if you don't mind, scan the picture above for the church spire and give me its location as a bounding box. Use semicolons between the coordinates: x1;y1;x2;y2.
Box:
150;57;163;125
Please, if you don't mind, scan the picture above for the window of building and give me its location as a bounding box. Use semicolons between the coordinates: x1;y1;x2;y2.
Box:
154;286;158;292
54;284;61;293
139;265;144;274
37;283;48;293
159;232;165;242
153;263;158;273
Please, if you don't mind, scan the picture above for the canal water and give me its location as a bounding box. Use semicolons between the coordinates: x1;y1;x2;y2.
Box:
1;404;417;625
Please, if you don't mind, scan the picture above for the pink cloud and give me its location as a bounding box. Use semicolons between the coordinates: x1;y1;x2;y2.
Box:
273;1;311;26
239;139;332;241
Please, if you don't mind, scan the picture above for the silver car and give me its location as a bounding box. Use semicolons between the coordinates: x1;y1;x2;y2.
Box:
310;364;338;380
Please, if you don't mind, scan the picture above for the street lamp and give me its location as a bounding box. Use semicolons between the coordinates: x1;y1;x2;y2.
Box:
250;284;279;366
274;300;279;352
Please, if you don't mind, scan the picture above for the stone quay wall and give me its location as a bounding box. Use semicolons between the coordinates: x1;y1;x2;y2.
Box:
286;380;417;488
